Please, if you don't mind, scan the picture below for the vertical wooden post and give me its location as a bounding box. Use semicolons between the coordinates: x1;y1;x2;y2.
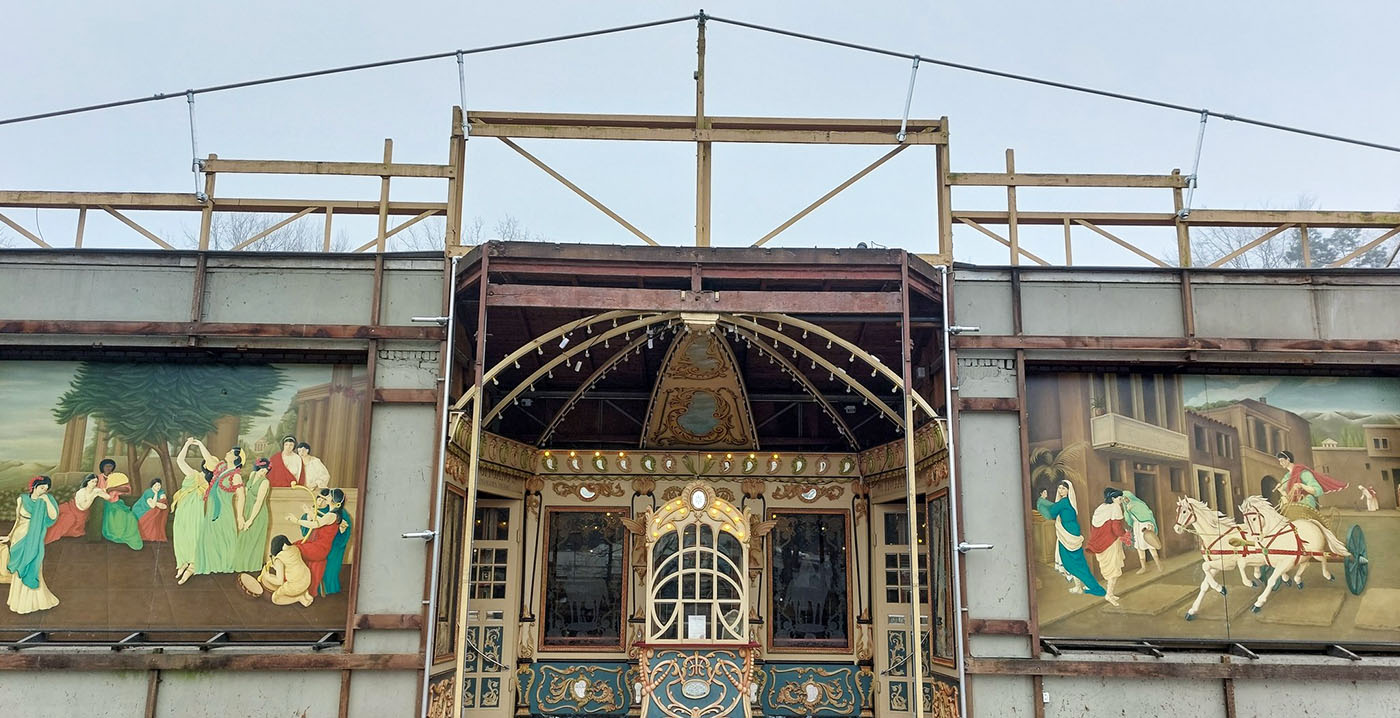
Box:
1171;169;1190;267
1061;218;1072;266
1005;149;1019;266
934;120;953;261
143;669;161;718
694;16;712;248
74;207;87;248
377;139;394;253
1299;224;1311;267
899;255;926;718
453;252;490;715
446;106;468;249
197;155;217;251
323;206;335;252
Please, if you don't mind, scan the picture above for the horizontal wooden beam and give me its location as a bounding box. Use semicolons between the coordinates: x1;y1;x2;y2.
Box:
480;257;906;283
966;618;1030;635
949;173;1188;188
952;335;1400;354
372;389;439;404
1185;209;1400;228
0;320;443;341
0;191;445;216
958;397;1020;412
0;652;420;672
968;657;1400;681
353;613;424;630
484;284;903;314
202;158;455;179
468;112;946;145
954;210;1178;227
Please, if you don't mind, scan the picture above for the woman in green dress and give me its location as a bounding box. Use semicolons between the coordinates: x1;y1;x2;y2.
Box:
100;472;143;551
195;441;244;576
319;489;352;595
232;458;272;572
172;438;209;584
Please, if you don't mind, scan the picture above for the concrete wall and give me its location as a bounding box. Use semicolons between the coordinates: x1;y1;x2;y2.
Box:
951;266;1400;718
0;250;445;717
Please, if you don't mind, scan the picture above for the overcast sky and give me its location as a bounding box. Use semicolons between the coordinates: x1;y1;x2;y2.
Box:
3;2;1399;264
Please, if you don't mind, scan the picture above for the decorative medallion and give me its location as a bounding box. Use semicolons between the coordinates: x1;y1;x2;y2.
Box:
772;483;845;503
552;481;626;501
641;332;758;450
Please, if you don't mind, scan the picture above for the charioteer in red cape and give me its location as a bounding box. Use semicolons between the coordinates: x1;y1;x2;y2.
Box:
1276;450;1348;510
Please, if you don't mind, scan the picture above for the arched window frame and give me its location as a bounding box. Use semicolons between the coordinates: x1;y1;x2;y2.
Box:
641;483;751;644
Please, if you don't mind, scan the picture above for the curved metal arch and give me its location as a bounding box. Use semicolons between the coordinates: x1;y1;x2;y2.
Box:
720;314;904;427
535;331;654;445
481;313;682;426
450;309;651;412
729;325;859;449
738;312;940;420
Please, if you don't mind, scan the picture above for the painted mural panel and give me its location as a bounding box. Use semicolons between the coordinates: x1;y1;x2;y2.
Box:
1028;371;1400;643
0;360;365;630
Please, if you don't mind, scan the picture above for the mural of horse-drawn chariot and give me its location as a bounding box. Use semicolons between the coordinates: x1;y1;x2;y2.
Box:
1028;371;1400;644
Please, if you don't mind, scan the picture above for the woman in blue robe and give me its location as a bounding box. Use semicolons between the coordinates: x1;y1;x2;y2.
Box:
2;476;62;614
319;489;352;596
1035;479;1105;597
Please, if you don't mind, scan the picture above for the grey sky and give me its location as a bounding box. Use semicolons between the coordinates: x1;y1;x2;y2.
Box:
3;2;1398;264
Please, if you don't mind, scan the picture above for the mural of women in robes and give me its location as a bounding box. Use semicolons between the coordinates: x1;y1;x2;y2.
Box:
45;474;109;544
171;438;210;584
100;473;143;551
232;459;272;573
194;441;244;576
132;478;170;543
1035;479;1106;598
319;489;352;596
1;477;61;614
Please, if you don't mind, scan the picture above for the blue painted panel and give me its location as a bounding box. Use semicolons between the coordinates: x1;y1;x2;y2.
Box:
643;648;748;718
519;661;635;718
758;663;873;718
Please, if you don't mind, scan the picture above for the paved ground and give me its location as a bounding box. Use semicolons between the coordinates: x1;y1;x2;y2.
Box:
0;536;346;631
1040;510;1400;643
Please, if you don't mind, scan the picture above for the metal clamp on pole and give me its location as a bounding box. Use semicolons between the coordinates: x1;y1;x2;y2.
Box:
957;542;995;553
401;530;437;541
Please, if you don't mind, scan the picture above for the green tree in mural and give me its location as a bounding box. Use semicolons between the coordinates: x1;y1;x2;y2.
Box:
53;363;285;483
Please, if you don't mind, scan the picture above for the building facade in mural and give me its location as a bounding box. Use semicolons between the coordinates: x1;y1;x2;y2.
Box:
0;361;365;629
1029;372;1396;643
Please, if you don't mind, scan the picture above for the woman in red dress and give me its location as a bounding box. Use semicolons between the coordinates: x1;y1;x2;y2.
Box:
293;502;344;598
133;478;170;542
45;474;108;544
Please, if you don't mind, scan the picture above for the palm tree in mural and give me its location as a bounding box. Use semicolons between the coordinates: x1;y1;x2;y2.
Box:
1029;442;1088;508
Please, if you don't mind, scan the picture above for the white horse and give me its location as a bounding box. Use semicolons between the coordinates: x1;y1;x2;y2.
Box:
1237;496;1350;606
1173;496;1265;621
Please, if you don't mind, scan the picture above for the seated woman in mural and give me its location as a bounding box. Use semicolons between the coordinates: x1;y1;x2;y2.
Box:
172;438;211;584
100;472;144;551
132;478;170;543
45;474;110;544
0;477;61;614
84;458;118;543
296;442;331;490
288;501;344;597
1035;479;1106;598
1120;489;1162;574
266;435;304;487
232;458;273;573
195;441;245;576
249;534;315;607
291;489;334;538
319;489;352;596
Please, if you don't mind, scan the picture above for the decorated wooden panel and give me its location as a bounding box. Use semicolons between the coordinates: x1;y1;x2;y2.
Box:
756;663;873;718
1029;371;1400;643
518;661;636;717
0;360;364;631
642;331;758;451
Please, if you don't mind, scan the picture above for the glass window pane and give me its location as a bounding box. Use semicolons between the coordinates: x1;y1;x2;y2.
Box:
542;510;626;647
771;512;849;648
433;489;466;660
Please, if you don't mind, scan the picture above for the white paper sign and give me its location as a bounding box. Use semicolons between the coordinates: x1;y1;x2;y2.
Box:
687;614;707;640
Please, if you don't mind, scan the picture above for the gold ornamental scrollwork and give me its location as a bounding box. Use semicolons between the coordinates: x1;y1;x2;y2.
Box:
540;666;624;711
660;484;736;503
771;667;857;716
551;481;626;501
771;482;845;503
